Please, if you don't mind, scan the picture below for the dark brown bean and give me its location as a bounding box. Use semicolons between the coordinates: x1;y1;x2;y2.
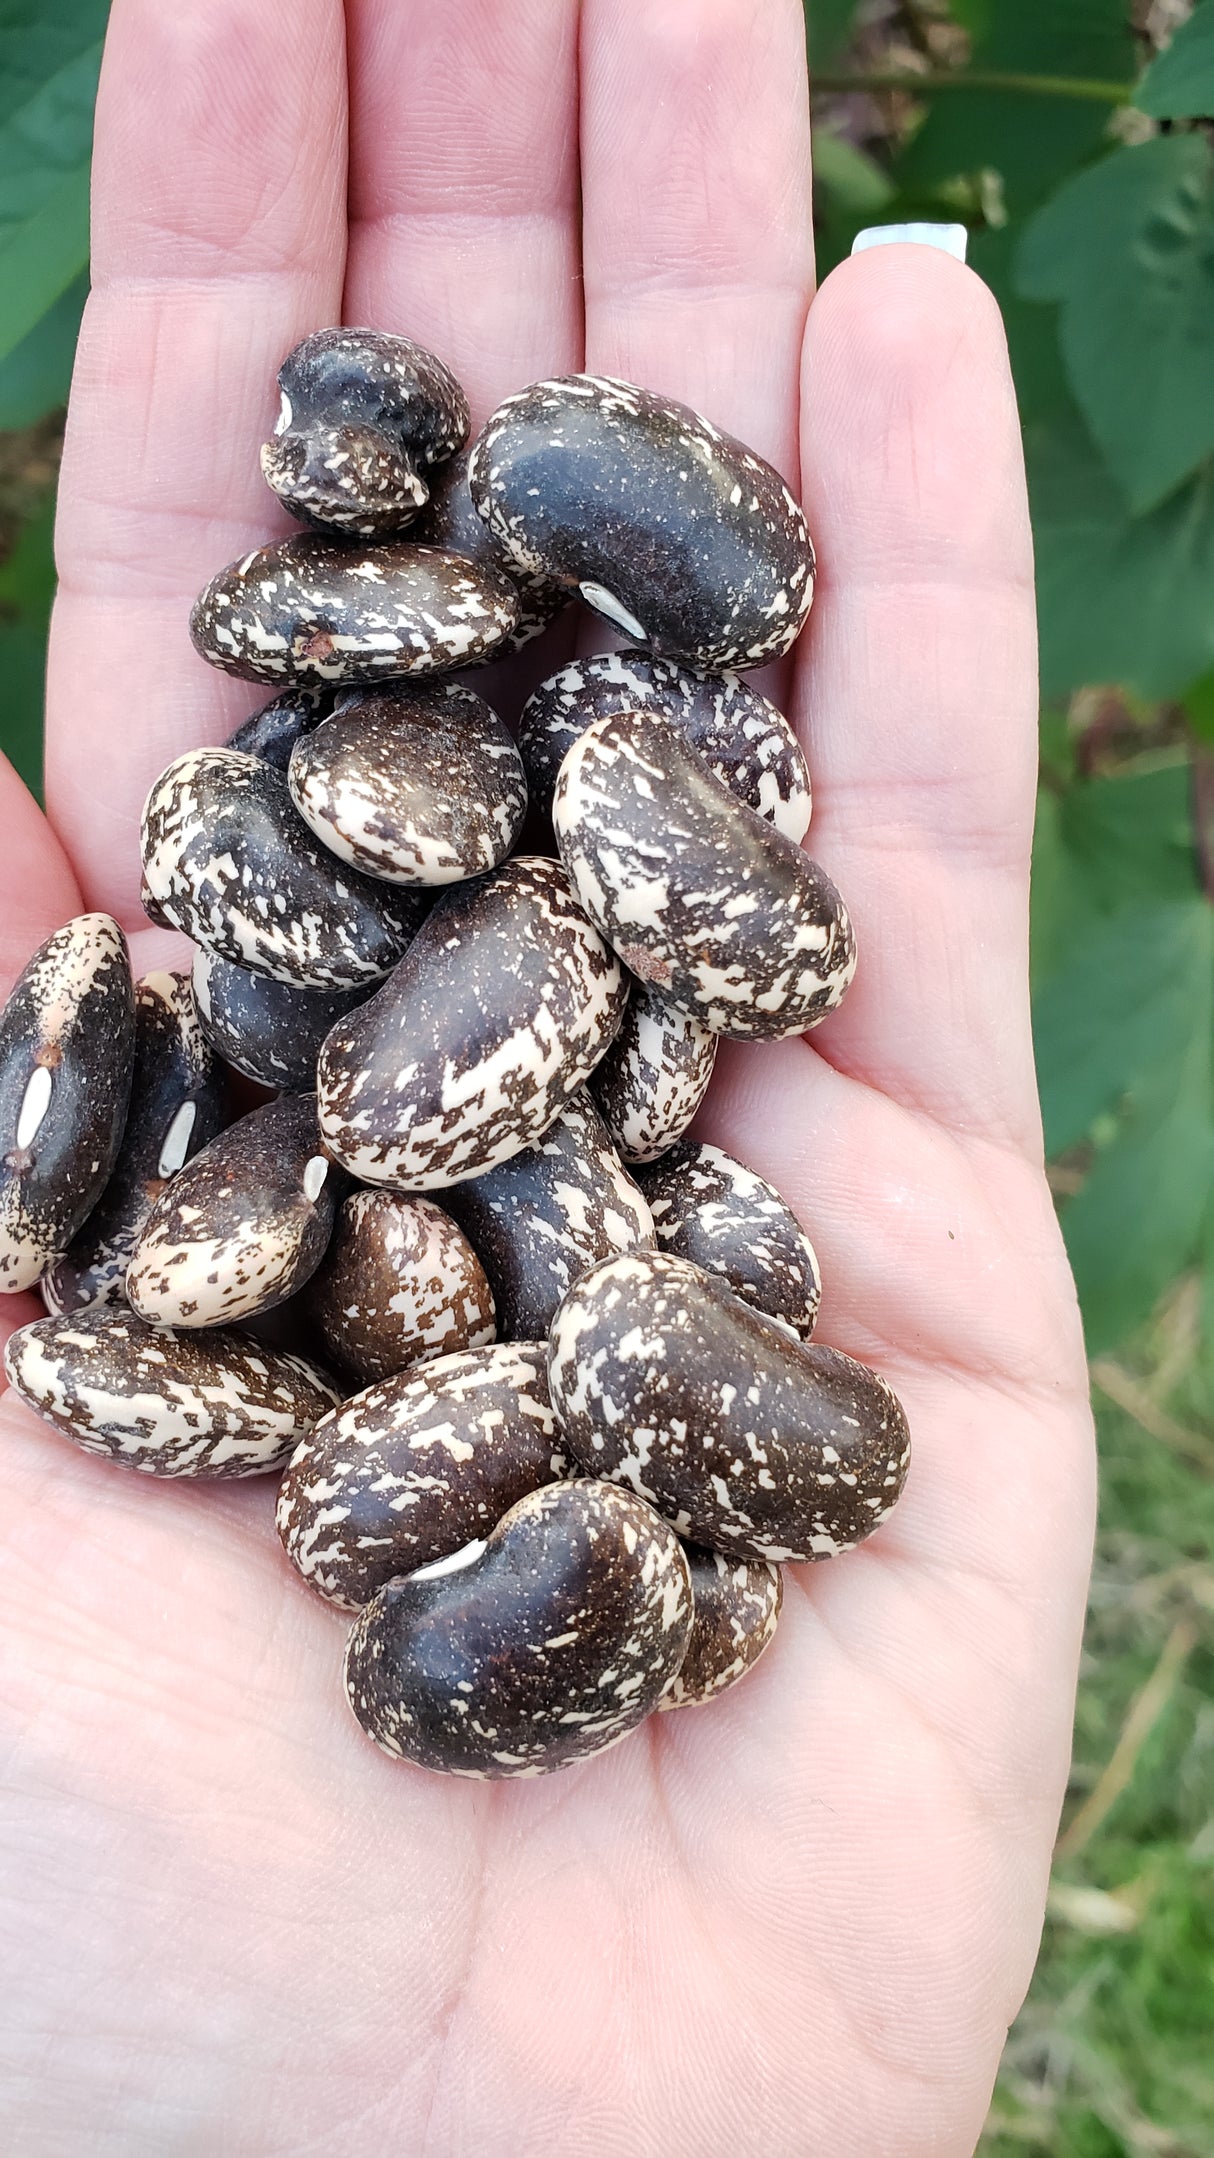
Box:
305;1190;496;1384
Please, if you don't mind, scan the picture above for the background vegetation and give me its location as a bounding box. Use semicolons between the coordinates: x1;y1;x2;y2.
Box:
0;1;1210;2148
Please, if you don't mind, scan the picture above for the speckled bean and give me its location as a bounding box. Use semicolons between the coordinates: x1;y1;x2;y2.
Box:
0;915;136;1294
554;708;856;1039
226;684;331;771
640;1141;821;1338
443;1088;654;1339
276;1340;562;1608
190;536;519;687
589;981;717;1166
4;1306;340;1478
343;1478;694;1776
261;328;469;537
468;374;814;669
305;1190;496;1384
412;446;568;653
141;748;427;988
518;651;811;837
126;1094;338;1328
288;683;527;885
659;1548;783;1711
42;970;227;1315
191;947;375;1093
547;1250;910;1562
317;856;626;1191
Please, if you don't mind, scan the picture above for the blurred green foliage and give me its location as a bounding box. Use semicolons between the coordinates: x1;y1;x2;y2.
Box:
0;3;1210;2146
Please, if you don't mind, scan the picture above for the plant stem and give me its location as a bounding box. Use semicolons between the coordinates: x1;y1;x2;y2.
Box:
812;70;1132;104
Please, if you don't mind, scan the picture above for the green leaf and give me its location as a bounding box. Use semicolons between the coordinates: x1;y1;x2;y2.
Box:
0;264;85;428
1034;898;1210;1157
1136;0;1214;120
1062;1010;1214;1355
1018;135;1214;514
969;224;1073;428
0;4;108;367
805;0;860;69
895;0;1134;212
1181;666;1214;747
0;491;56;799
811;129;895;217
1027;400;1214;701
1055;765;1199;922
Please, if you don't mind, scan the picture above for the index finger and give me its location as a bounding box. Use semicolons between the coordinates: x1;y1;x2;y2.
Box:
44;0;349;923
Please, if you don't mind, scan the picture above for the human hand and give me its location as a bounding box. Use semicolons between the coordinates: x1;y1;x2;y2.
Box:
0;2;1095;2150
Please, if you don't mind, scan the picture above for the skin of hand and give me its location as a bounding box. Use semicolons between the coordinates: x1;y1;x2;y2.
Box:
0;2;1096;2152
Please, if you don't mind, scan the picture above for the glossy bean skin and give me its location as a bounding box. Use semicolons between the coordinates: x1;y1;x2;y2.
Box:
260;327;469;537
443;1089;654;1339
589;982;717;1166
411;447;567;654
190;536;520;688
126;1094;338;1329
659;1549;783;1711
343;1479;693;1777
305;1190;496;1385
554;709;856;1041
548;1251;910;1563
288;683;527;886
4;1307;340;1478
191;948;376;1093
317;856;626;1191
42;969;227;1314
141;749;427;989
0;915;136;1294
639;1141;821;1338
226;684;331;771
469;374;814;670
276;1341;562;1609
518;650;810;837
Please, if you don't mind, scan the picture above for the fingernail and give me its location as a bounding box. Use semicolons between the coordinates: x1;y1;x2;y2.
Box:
851;222;968;263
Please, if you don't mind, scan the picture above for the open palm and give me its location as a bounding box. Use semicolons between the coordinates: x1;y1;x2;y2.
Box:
0;2;1095;2150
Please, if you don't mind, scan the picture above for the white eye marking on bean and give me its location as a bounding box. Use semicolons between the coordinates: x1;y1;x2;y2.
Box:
579;583;647;643
275;389;293;435
15;1064;53;1150
303;1155;330;1203
409;1538;487;1582
157;1099;198;1178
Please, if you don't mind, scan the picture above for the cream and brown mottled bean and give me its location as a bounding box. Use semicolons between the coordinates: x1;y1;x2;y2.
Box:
4;1307;340;1478
0;915;136;1295
288;684;527;886
277;1341;561;1609
468;374;814;670
127;1094;337;1329
226;683;331;771
318;856;627;1191
518;651;811;838
659;1548;783;1711
261;328;469;538
548;1251;910;1563
589;982;717;1166
189;536;519;687
443;1089;654;1340
42;970;227;1315
304;1191;495;1384
412;447;568;654
141;749;428;988
640;1140;821;1338
343;1479;693;1777
191;948;375;1093
554;709;856;1040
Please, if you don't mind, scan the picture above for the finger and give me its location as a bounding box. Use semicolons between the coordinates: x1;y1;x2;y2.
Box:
343;0;583;426
789;247;1041;1155
45;0;349;924
579;0;813;482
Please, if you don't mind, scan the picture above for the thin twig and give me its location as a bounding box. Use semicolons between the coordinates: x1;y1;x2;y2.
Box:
812;69;1132;103
1090;1358;1214;1474
1056;1617;1197;1861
